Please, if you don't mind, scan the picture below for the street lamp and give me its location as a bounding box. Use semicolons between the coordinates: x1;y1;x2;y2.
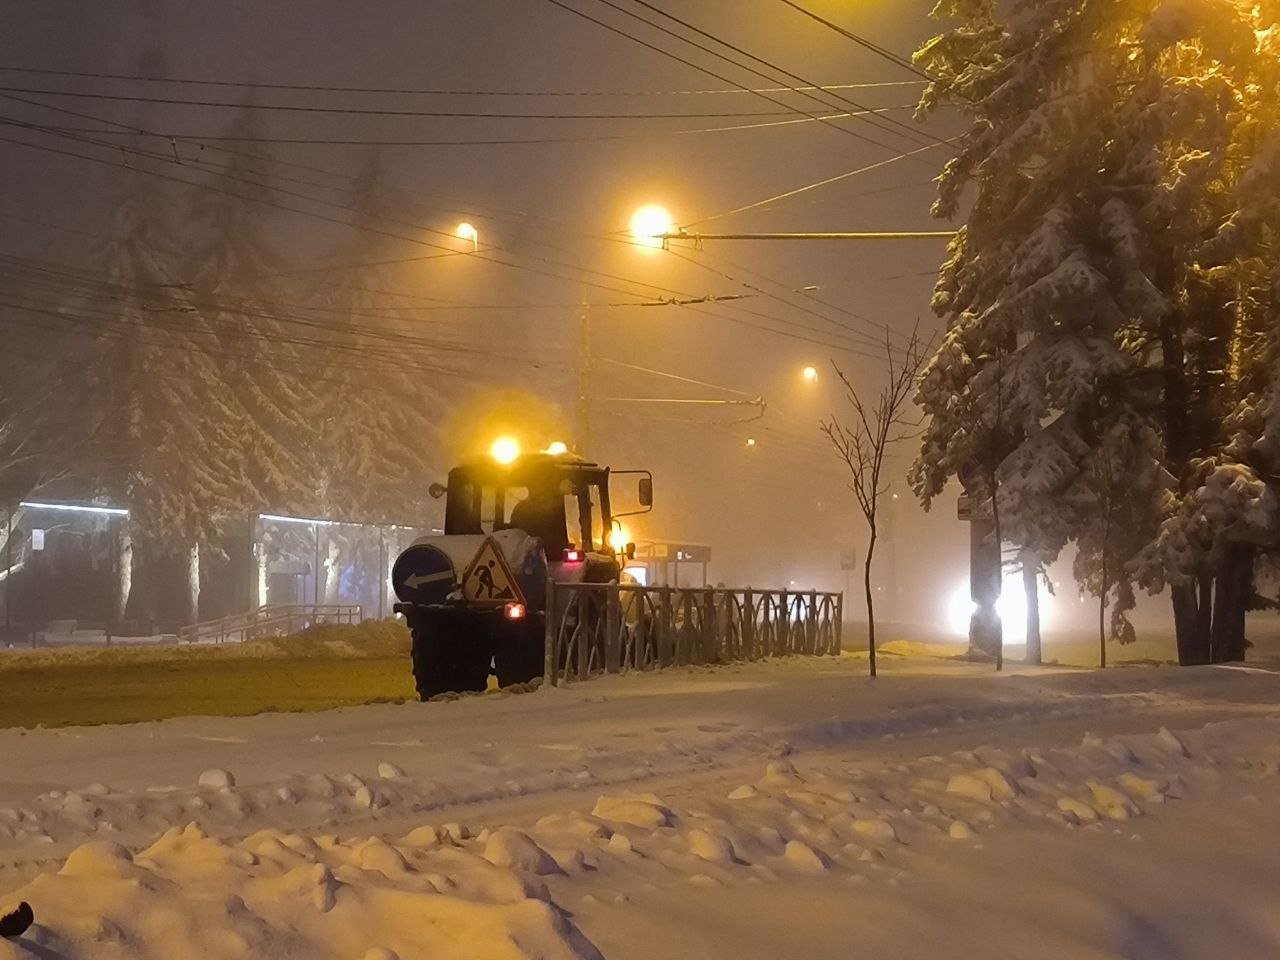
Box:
577;204;675;454
455;221;479;252
629;204;675;251
802;365;818;382
489;436;520;465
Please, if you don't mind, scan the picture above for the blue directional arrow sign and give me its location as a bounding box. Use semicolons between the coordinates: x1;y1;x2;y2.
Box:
392;544;456;604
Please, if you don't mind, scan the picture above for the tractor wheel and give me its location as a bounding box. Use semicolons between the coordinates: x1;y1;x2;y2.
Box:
411;620;491;699
454;634;493;693
493;619;544;687
411;626;456;699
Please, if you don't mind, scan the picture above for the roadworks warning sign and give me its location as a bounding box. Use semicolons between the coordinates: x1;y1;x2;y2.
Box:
460;537;526;606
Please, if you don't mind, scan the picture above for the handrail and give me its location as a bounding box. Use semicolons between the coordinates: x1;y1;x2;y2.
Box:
544;581;841;685
178;603;362;644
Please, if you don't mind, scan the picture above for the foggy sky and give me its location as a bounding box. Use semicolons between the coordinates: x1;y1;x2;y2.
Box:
0;1;990;624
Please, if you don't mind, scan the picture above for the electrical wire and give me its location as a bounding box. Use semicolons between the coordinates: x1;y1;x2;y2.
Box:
0;64;925;97
540;0;927;158
0;85;841;121
610;0;947;149
22;103;919;146
683;141;949;227
4;88;938;334
774;1;932;81
1;105;906;355
0;122;676;305
2;252;777;405
595;356;757;399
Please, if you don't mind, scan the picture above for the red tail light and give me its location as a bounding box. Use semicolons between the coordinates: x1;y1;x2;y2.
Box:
563;548;583;562
504;602;526;621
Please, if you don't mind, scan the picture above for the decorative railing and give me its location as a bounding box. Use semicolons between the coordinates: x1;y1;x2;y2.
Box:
178;603;362;645
543;581;841;685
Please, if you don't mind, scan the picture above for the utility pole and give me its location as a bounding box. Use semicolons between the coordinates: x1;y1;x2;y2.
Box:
883;488;899;625
576;299;592;456
3;505;11;645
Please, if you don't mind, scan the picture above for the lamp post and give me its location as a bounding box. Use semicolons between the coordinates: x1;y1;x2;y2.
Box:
575;204;677;456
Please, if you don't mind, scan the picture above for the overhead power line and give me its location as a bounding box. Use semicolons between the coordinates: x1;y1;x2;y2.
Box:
596;356;758;399
664;230;956;241
608;0;947;149
0;128;880;356
21;104;920;147
0;64;926;97
775;1;932;80
1;95;915;357
5;87;936;354
541;0;931;158
0;86;838;120
684;142;950;227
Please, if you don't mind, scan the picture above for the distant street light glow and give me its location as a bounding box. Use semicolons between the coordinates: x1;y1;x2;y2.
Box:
19;501;129;517
544;440;569;456
745;437;757;447
945;576;1054;644
629;204;675;250
802;365;818;382
260;513;342;527
455;221;479;252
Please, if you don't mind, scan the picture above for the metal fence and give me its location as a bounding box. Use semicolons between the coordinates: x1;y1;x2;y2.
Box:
543;581;842;685
178;603;363;645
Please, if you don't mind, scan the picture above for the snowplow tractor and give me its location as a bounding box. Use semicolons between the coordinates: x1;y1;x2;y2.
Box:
392;451;652;698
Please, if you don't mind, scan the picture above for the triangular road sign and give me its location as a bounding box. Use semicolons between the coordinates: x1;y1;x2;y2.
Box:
461;537;526;606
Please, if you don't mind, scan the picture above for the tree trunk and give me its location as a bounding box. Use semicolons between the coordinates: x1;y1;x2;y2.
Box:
137;541;156;634
1099;551;1107;670
1211;544;1252;662
864;529;877;678
115;529;133;629
187;541;200;626
1197;575;1213;654
1171;582;1210;665
1021;555;1041;665
990;474;1003;672
257;544;269;609
968;517;1002;660
323;539;341;605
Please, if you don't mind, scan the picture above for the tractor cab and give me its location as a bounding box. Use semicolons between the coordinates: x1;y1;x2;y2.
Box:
432;452;650;561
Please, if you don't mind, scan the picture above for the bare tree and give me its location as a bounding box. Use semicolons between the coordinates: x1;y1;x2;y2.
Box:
821;329;927;678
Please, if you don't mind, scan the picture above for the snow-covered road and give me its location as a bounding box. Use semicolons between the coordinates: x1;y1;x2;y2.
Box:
2;652;1279;958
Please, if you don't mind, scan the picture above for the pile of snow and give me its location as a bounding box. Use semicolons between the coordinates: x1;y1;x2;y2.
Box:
4;823;599;960
6;717;1280;958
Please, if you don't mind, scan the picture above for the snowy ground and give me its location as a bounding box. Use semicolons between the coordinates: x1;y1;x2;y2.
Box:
2;651;1280;958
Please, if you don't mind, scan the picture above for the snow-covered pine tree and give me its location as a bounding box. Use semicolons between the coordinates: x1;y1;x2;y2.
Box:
307;148;449;524
184;108;320;524
911;0;1279;663
1133;16;1280;660
89;171;260;626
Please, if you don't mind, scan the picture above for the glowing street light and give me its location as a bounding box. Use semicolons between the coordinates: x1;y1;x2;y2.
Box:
544;440;569;456
629;204;675;251
802;365;818;382
489;436;520;464
745;437;757;448
456;221;479;252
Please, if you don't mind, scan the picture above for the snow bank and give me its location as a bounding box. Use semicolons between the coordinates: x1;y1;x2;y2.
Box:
1;822;601;960
6;716;1279;959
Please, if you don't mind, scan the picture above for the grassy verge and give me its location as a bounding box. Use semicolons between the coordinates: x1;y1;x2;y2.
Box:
0;621;418;729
